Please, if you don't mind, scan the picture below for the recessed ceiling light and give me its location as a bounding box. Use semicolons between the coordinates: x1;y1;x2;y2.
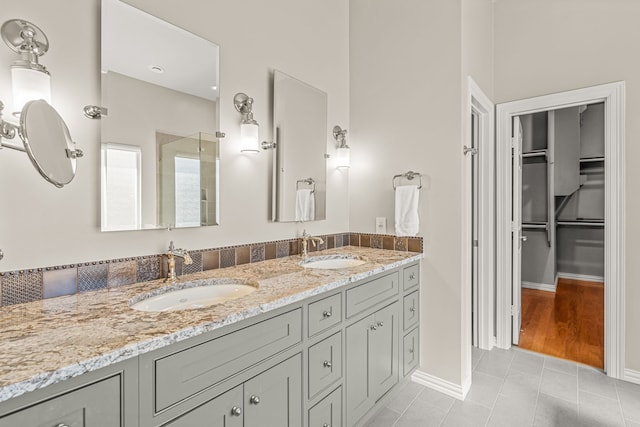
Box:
148;65;164;74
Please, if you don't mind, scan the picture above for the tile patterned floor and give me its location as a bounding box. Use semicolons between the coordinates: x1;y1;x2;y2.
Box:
365;347;640;427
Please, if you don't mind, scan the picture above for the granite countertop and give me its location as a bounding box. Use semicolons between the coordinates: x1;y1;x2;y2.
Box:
0;246;422;403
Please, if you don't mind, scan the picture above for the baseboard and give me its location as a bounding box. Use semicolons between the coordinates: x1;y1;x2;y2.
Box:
522;281;556;292
557;272;604;283
412;369;468;400
624;368;640;385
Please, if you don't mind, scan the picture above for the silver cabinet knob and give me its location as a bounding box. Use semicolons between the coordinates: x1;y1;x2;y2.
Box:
54;424;70;427
377;321;384;327
249;395;261;405
323;360;332;368
409;273;415;280
370;324;377;331
231;406;242;416
409;307;416;313
521;235;528;242
323;424;330;427
409;347;415;354
322;310;332;318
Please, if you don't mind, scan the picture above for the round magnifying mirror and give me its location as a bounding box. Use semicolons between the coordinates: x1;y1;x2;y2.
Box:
19;99;78;188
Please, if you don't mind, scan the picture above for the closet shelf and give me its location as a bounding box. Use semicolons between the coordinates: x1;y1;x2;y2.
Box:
557;220;604;227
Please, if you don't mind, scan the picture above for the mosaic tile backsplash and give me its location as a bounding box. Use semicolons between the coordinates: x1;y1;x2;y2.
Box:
0;233;422;307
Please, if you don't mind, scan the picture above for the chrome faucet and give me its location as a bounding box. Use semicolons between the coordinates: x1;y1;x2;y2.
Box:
301;230;324;258
164;241;193;283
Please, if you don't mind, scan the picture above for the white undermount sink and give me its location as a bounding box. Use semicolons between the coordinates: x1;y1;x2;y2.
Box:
300;255;366;270
130;279;257;312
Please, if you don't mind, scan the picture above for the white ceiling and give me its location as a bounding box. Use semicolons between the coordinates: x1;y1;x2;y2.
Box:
101;0;219;102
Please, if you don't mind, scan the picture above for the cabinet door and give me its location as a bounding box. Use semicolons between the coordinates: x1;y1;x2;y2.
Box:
244;354;302;427
164;385;243;427
345;314;373;427
0;375;120;427
371;301;399;401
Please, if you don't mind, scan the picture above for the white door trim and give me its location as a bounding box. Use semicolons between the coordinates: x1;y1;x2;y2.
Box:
465;76;495;363
495;81;625;379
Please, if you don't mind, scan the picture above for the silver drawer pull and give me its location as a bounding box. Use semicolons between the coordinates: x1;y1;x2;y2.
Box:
323;424;331;427
322;310;332;318
409;348;415;354
231;406;242;416
54;424;70;427
409;307;416;313
409;273;416;280
323;360;332;368
249;395;261;405
377;321;384;327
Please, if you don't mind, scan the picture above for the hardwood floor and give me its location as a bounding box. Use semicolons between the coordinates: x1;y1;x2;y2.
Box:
518;278;604;369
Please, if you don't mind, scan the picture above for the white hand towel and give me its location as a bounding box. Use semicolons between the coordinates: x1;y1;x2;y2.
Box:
296;189;315;221
395;185;420;236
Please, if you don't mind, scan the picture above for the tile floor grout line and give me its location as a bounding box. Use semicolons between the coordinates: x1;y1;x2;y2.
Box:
390;385;429;427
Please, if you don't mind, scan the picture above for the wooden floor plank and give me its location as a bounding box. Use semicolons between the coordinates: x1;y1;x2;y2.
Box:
518;279;604;369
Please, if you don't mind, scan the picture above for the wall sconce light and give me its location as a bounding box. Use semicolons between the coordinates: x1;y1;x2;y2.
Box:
233;92;260;153
1;19;51;117
333;125;350;168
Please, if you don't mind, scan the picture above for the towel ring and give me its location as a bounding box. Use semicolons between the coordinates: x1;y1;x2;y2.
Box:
392;171;423;190
296;177;316;194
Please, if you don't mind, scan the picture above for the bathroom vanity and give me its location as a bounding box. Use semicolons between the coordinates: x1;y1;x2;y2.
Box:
0;247;421;427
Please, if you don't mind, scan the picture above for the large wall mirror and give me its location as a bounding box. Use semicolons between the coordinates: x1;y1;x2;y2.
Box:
100;0;220;231
272;71;327;222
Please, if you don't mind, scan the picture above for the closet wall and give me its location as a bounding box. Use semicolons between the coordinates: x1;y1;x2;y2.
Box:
520;103;605;290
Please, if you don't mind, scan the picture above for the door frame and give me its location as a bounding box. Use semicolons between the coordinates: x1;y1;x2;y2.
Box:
495;81;625;378
464;76;495;366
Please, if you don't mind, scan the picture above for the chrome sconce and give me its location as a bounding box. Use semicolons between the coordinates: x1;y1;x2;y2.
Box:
234;92;261;153
0;19;82;188
1;19;51;117
333;125;350;168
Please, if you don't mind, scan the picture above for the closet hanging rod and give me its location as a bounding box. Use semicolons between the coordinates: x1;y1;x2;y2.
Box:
579;157;605;163
392;171;423;190
522;150;548;158
522;223;547;230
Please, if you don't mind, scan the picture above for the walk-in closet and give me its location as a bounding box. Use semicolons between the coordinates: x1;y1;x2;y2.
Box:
517;102;605;368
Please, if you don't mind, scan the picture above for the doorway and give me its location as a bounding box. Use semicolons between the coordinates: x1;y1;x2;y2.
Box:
495;82;625;378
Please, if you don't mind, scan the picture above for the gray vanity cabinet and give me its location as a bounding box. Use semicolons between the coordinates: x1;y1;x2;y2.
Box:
0;375;121;427
164;385;243;427
243;354;302;427
345;301;399;426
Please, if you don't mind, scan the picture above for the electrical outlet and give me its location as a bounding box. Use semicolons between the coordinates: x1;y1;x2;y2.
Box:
375;217;387;234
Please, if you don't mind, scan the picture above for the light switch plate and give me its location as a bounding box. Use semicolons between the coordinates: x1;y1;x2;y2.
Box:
376;217;387;234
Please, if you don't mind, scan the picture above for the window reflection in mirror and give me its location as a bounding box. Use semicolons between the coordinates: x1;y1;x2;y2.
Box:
100;0;220;231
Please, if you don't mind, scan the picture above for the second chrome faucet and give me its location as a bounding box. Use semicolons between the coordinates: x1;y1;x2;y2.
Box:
301;230;324;258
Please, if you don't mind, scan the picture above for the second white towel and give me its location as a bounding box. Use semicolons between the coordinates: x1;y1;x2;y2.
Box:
395;185;420;236
296;189;315;221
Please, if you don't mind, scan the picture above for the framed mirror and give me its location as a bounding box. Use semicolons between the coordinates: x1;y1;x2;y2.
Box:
271;71;327;222
100;0;220;231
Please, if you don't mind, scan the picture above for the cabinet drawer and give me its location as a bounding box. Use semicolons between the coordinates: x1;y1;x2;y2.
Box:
403;328;419;376
403;264;420;291
308;332;342;399
155;308;302;412
309;386;342;427
403;291;419;331
0;375;121;427
165;385;243;427
346;272;399;317
308;293;342;337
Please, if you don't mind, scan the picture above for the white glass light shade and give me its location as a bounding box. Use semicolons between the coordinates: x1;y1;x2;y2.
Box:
239;122;260;153
11;67;51;116
336;146;350;168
